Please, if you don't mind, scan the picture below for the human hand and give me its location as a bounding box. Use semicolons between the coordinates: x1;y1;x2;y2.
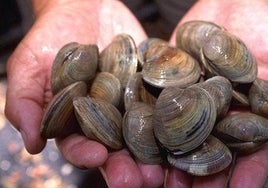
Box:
5;0;164;187
167;0;268;187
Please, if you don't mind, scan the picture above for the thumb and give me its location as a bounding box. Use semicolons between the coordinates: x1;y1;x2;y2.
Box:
5;43;48;154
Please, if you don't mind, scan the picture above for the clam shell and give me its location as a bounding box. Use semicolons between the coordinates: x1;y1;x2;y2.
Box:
194;76;233;117
99;33;138;88
142;45;201;88
51;42;98;95
89;72;122;107
73;97;123;149
124;72;158;111
213;112;268;153
123;102;163;164
249;78;268;117
153;86;217;155
167;135;232;176
137;38;169;67
40;81;87;138
175;20;223;60
200;29;257;83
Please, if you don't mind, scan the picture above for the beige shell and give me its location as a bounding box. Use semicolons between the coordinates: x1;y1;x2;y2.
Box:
249;78;268;117
213;112;268;154
51;42;98;95
200;29;257;83
99;33;138;88
176;20;223;60
167;135;232;176
124;72;158;111
193;76;233;117
40;81;87;138
137;38;169;67
89;72;122;107
142;45;201;88
73;97;123;149
123;102;162;164
153;86;216;155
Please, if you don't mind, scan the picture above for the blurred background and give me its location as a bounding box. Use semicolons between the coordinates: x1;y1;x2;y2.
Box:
0;0;195;187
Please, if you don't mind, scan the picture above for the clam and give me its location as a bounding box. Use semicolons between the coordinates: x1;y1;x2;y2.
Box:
200;29;257;83
153;86;216;155
142;45;201;88
213;112;268;154
249;78;268;117
123;102;162;164
194;76;233;117
175;20;223;60
137;38;169;67
167;135;232;176
124;72;158;111
99;33;138;88
51;42;98;95
89;72;122;107
73;97;123;150
41;81;87;138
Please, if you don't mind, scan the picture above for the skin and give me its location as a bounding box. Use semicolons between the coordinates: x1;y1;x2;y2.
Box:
4;0;268;187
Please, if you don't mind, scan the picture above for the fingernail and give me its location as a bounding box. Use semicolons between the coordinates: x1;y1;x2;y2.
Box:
99;166;110;187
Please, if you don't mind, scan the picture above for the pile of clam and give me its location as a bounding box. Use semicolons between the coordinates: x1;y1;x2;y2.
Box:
40;20;268;176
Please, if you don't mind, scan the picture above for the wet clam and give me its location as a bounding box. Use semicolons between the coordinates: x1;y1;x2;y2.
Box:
99;33;138;88
249;78;268;117
167;135;232;176
175;20;223;60
142;44;201;88
213;112;268;154
89;72;122;107
41;81;87;138
123;102;162;164
194;76;233;117
153;85;217;155
124;72;158;111
51;42;98;95
73;97;123;150
200;29;257;83
137;38;169;67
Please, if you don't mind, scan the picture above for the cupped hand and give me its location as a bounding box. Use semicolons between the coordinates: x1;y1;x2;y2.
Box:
5;0;164;187
167;0;268;187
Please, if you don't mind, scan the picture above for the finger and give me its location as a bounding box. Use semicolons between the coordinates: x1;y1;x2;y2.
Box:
192;170;228;188
5;47;48;154
164;168;192;188
56;133;108;168
136;160;164;188
230;142;268;188
100;149;143;188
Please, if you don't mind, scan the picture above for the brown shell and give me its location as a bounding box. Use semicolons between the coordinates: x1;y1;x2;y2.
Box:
123;102;162;164
249;78;268;117
200;29;257;83
51;42;98;95
73;97;123;150
89;72;122;107
142;45;201;88
99;34;138;88
194;76;233;117
40;81;87;138
153;86;217;155
176;20;223;60
167;135;232;176
213;112;268;154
